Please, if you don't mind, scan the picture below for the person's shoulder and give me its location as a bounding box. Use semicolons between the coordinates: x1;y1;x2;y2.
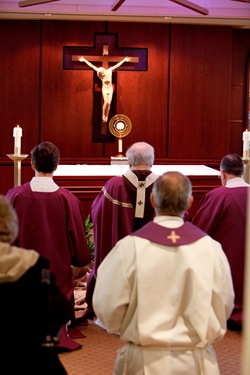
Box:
106;175;123;186
56;186;75;197
204;186;226;198
10;182;30;190
92;176;126;204
208;185;248;198
107;175;123;182
210;185;226;192
196;187;227;209
56;187;82;204
6;182;30;197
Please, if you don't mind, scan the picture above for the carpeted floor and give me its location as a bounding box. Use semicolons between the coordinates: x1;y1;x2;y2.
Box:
59;319;122;375
59;319;242;375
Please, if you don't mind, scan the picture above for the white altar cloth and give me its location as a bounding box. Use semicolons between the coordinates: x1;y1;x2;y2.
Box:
54;164;219;177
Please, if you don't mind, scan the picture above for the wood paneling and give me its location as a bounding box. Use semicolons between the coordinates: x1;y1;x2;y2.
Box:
0;21;40;158
40;21;106;157
230;30;250;153
169;25;232;159
0;21;249;196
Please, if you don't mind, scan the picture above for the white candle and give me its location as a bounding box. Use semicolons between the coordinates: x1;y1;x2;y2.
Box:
13;125;22;154
243;130;250;159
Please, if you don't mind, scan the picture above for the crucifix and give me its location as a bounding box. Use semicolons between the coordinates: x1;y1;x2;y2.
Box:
72;45;138;134
63;33;148;142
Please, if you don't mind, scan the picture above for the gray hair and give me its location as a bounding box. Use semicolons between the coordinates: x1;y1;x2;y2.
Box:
152;171;192;216
125;142;155;167
0;195;18;243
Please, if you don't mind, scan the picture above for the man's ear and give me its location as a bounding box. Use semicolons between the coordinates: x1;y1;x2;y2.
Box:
187;195;194;211
31;162;35;171
150;192;156;209
220;170;227;186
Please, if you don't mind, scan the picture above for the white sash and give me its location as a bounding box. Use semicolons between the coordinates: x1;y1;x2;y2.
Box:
123;170;158;218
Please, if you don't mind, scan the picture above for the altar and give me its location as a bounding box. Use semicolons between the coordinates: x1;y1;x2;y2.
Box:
53;164;220;219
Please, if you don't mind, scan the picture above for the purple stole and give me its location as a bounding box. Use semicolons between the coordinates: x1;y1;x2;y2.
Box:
132;221;207;246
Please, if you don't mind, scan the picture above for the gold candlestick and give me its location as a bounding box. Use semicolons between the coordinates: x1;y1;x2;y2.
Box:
7;153;28;187
114;136;124;158
243;158;250;184
242;129;250;183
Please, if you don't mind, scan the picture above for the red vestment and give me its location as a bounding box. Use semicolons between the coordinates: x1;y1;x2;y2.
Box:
6;183;91;349
192;185;249;328
85;170;158;311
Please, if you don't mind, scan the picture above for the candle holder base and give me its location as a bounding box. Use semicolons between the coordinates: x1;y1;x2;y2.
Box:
7;154;29;162
243;158;250;184
110;156;128;165
7;153;29;187
114;154;126;158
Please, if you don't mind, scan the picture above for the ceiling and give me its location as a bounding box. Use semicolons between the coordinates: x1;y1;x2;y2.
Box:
0;0;250;29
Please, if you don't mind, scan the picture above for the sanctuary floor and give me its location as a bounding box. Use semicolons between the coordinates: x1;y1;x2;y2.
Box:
59;319;242;375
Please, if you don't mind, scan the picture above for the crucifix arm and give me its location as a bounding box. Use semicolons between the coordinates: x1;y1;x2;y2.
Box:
109;56;131;71
79;56;99;72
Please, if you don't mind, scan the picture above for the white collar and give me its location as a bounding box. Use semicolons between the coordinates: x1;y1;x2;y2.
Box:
226;177;250;188
30;177;59;192
154;215;184;228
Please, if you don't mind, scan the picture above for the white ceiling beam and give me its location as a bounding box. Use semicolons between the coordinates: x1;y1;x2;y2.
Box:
169;0;209;15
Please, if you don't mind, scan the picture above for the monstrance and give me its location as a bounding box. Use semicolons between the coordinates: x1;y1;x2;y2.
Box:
109;114;132;159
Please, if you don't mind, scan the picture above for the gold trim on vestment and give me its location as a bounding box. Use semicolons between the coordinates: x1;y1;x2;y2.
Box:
102;187;133;208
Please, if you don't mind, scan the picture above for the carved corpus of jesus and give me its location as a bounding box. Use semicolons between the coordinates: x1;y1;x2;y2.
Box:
79;56;131;123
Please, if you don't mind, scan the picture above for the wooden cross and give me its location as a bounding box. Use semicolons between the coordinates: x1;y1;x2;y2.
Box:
72;44;139;69
63;33;147;142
